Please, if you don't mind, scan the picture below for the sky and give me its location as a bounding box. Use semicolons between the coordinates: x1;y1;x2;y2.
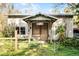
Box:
12;3;68;15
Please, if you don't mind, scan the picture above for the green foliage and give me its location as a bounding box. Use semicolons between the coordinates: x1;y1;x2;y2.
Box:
0;32;4;37
68;3;79;14
0;40;79;56
57;44;79;56
2;25;15;37
73;16;79;27
61;37;79;48
56;25;65;41
56;25;65;34
0;39;15;56
75;4;79;15
28;42;40;49
68;4;79;27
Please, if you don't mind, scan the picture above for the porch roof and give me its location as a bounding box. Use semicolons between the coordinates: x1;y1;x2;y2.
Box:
23;13;58;22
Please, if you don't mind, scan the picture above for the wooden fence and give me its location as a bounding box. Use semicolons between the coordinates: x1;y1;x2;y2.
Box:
0;30;18;50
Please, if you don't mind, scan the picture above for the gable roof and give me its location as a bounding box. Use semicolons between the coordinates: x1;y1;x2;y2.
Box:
23;13;58;22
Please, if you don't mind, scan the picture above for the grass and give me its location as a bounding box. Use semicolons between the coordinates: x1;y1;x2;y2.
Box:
0;40;79;56
58;46;79;56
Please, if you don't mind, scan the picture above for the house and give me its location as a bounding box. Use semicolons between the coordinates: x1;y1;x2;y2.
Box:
7;13;74;41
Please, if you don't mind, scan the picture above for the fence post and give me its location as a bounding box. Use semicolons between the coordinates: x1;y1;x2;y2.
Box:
15;30;18;50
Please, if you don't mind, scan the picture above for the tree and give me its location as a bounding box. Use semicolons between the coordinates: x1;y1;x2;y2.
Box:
52;3;63;14
64;7;72;14
0;3;7;13
8;3;21;14
68;3;79;14
0;3;8;37
0;14;8;37
67;4;79;28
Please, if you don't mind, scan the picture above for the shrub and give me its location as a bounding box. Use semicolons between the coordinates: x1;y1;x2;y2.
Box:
56;25;65;41
0;40;14;50
28;42;40;49
61;37;79;48
2;25;15;37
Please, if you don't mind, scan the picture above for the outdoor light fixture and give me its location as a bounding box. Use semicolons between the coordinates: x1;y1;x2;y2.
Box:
36;22;44;25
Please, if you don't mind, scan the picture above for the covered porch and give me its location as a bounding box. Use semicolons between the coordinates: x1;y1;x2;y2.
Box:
23;14;57;41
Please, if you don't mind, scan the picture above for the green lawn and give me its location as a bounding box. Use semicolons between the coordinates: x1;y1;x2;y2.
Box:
0;40;79;56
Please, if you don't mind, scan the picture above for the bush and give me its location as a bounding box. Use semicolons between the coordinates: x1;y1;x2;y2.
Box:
28;42;40;49
56;25;65;41
2;25;15;37
61;37;79;48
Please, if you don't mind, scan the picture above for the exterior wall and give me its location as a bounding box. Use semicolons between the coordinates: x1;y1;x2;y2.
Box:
51;18;64;40
7;14;74;40
7;18;28;38
53;16;73;38
64;18;73;38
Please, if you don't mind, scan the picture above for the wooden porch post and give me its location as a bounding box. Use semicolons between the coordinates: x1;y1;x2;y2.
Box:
15;29;18;50
48;22;53;43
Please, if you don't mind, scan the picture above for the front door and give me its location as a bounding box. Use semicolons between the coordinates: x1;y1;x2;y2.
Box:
32;23;48;41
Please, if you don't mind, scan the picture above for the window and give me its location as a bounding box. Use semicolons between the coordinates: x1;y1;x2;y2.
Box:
74;29;79;33
16;27;25;35
21;27;25;35
16;27;19;34
74;29;79;38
